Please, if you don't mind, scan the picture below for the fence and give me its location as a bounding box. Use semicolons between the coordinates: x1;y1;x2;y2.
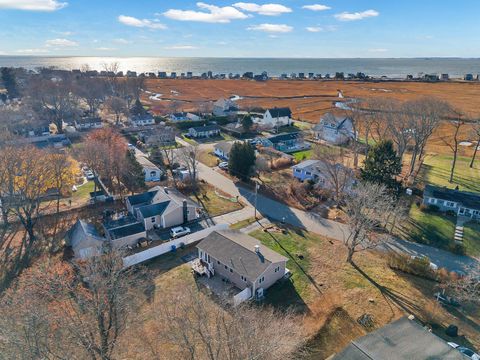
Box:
123;224;228;268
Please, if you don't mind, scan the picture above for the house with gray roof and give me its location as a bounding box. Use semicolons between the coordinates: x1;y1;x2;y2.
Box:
314;113;354;145
195;230;288;300
126;186;200;231
257;107;292;128
65;220;106;259
188;124;221;138
423;185;480;219
331;316;463;360
214;141;233;159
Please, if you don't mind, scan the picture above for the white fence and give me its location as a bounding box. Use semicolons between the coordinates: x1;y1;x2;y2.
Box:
123;224;228;268
233;287;252;307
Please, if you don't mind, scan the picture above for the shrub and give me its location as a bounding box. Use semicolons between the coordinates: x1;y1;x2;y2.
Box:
271;157;293;170
387;253;436;280
428;205;440;212
445;210;456;217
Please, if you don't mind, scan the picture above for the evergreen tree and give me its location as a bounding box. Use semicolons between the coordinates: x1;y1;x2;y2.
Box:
122;150;146;194
1;67;19;99
361;140;402;192
241;115;253;132
228;142;256;181
130;98;147;117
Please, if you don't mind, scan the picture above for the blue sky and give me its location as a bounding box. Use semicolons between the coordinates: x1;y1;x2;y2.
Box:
0;0;478;58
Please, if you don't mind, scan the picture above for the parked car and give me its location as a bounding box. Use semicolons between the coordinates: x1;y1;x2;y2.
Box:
85;171;95;180
170;226;191;238
218;161;229;170
448;343;480;360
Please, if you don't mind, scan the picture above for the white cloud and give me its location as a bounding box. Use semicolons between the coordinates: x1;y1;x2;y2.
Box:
302;4;331;11
247;23;293;33
113;38;131;44
233;3;291;16
118;15;166;29
165;45;198;50
164;2;248;23
368;48;388;53
96;47;116;51
306;25;337;32
45;38;78;47
0;0;66;11
334;9;379;21
17;48;50;54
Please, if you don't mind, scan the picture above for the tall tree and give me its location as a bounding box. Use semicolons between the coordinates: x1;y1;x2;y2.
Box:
76;77;107;116
122;150;146;194
469;119;480;168
0;67;19;99
361;140;402;192
439;118;465;183
241;115;253;132
228;142;256;181
105;96;127;126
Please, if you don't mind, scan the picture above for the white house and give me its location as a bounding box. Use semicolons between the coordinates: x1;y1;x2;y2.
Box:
188;125;221;138
423;185;480;219
214;141;233;160
213;98;238;117
74;117;103;131
130;115;155;127
133;148;163;182
257;107;292;128
126;186;200;231
292;159;354;189
313;113;354;145
169;112;202;122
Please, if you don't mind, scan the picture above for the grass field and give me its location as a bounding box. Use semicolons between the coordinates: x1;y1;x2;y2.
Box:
190;183;242;217
405;203;457;251
464;222;480;257
418;154;480;192
292;149;313;162
197;149;219;167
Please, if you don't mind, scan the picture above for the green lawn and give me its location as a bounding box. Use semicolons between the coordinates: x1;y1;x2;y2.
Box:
405;203;457;252
292;149;313;162
417;154;480;192
190;184;242;217
249;228;322;307
463;221;480;257
72;181;95;201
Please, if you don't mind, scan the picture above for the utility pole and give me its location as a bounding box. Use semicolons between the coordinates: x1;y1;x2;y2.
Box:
254;181;259;219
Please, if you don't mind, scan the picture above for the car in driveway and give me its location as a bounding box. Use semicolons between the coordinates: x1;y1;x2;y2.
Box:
448;343;480;360
85;171;95;180
170;226;191;239
218;161;229;170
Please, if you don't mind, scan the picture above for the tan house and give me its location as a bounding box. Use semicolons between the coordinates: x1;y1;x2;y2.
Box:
195;230;288;301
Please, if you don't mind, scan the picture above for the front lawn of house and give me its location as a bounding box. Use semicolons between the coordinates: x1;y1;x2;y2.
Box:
292;149;313;162
463;221;480;257
189;183;243;217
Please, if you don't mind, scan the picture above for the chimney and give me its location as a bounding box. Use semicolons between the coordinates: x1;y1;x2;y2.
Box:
254;245;260;253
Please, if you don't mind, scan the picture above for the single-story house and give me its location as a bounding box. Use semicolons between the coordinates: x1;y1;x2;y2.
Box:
195;230;288;300
65;220;105;259
169;112;201;122
214;141;233;160
313;113;354;145
292;159;323;182
133;148;163;182
74;117;103;131
258;107;292;128
332;316;463;359
259;132;310;153
130;115;155;127
423;185;480;219
126;186;200;231
292;159;354;190
143;125;176;147
213;98;238;117
188;125;221;138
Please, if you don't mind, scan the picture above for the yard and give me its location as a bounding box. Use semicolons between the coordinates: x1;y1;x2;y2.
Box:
292;149;313;162
463;221;480;257
197;149;219;167
417;153;480;192
189;183;243;217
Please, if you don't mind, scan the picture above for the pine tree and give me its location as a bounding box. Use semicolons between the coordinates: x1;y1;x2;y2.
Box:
228;142;256;181
361;140;402;192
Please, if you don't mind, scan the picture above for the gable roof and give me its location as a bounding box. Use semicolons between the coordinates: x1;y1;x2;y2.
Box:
214;141;233;154
424;185;480;210
138;201;170;218
66;220;105;247
127;190;157;207
316;113;353;131
267;107;292;118
267;132;301;144
190;125;221;133
333;317;464;360
197;230;288;282
292;159;321;170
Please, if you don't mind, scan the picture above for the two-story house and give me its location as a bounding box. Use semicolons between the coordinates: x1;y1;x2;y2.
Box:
195;230;288;300
313;113;354;145
260;107;292;127
213;98;238;117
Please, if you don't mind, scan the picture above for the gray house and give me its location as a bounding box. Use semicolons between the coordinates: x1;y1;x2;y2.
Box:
313;113;354;145
423;185;480;219
195;230;288;300
188;125;221;138
214;141;233;160
66;220;105;259
126;186;200;231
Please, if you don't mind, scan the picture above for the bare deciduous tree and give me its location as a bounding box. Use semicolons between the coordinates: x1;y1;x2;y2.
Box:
179;144;200;188
105;96;127;126
469;119;480;168
444;263;480;305
439;117;465;183
342;182;400;264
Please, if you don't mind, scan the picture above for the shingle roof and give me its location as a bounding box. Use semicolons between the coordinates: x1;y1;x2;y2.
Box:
66;220;105;247
267;132;301;144
197;230;288;282
292;159;321;170
333;317;464;360
214;141;233;154
190;125;221;132
424;185;480;210
107;222;145;240
127;190;157;206
138;201;170;218
267;107;292;118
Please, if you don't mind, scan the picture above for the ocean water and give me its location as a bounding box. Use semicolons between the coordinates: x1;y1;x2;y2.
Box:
0;57;480;78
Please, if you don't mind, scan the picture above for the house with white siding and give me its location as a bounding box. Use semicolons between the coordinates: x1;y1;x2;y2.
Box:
313;113;354;145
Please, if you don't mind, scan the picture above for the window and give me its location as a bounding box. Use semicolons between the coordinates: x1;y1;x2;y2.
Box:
224;265;228;270
151;217;155;223
217;260;220;265
274;266;280;273
230;269;233;273
428;198;436;204
306;171;311;176
259;276;265;284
